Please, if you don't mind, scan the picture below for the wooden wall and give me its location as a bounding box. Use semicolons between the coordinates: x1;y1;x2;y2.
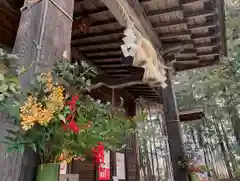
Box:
71;160;95;181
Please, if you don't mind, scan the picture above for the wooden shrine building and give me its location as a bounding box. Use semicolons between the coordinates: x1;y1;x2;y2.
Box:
0;0;226;181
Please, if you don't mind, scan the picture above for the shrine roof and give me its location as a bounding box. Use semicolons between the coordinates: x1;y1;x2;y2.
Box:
1;0;227;104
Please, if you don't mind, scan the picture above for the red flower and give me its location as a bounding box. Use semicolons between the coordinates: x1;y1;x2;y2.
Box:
87;121;93;128
62;120;80;134
62;123;69;131
66;95;79;110
66;114;72;121
92;142;104;165
69;120;80;133
188;166;201;173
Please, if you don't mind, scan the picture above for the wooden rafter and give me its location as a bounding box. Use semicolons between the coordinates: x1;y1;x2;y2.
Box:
185;9;216;19
189;21;218;30
81;47;121;54
160;31;191;40
192;31;220;40
72;38;122;47
102;0;162;50
195;40;220;48
146;6;182;16
181;0;210;6
72;28;124;40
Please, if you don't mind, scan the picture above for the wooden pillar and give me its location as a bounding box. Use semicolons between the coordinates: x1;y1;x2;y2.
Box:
124;100;140;181
0;0;74;181
161;70;188;181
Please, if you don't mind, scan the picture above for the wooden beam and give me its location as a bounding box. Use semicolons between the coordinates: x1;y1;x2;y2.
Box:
174;60;199;64
81;47;121;54
189;21;218;30
192;31;220;40
72;28;124;40
163;43;185;55
195;40;220;48
176;57;200;61
186;9;216;19
103;69;130;73
153;20;187;29
217;0;228;56
197;51;220;57
72;38;122;47
97;63;129;68
85;50;122;58
181;49;196;54
181;0;210;6
140;0;210;6
160;71;188;181
91;72;144;89
146;6;182;16
90;18;117;27
160;31;191;40
91;57;122;63
74;6;108;18
102;0;162;50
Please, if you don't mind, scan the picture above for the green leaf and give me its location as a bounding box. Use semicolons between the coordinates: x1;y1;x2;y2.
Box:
0;84;8;92
5;136;15;142
58;114;66;123
31;144;37;152
18;145;25;153
9;83;16;92
86;79;91;86
0;74;4;81
6;129;18;135
0;94;4;101
6;146;16;153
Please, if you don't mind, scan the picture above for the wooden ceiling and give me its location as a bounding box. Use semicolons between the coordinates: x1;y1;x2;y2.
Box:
72;0;226;103
1;0;226;104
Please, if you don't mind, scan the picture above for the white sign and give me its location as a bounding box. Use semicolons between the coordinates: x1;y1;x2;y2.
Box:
99;151;110;180
195;149;209;181
116;152;126;180
60;160;67;175
113;176;119;181
195;149;205;166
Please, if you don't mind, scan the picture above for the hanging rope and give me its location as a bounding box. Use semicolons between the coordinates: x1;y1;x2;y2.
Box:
20;0;42;11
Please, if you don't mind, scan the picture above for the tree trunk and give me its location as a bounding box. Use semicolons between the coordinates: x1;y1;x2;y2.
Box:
220;120;236;171
0;1;74;181
152;120;161;181
149;134;155;181
231;107;240;146
143;138;153;181
139;147;147;181
190;126;198;147
214;123;233;179
196;125;211;176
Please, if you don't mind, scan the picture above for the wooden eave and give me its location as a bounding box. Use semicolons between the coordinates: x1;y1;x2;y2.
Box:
1;0;227;104
71;0;226;103
179;109;204;122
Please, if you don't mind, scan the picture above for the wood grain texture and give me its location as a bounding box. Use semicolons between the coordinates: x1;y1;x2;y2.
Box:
72;160;95;181
0;0;74;181
161;71;188;181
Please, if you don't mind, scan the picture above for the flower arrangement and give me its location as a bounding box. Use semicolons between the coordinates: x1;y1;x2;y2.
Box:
1;52;135;165
178;153;210;173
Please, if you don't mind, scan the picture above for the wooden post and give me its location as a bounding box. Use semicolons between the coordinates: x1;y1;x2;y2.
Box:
0;0;74;181
161;70;188;181
124;100;140;181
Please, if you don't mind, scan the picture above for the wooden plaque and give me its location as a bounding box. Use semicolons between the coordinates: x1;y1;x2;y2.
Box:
59;174;79;181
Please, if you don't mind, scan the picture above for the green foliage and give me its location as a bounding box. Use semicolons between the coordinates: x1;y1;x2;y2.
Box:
2;58;135;164
175;1;240;178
